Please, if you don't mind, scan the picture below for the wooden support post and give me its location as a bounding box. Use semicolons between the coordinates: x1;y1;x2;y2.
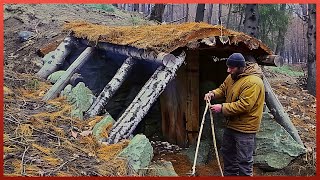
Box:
107;51;186;144
42;47;94;101
262;73;304;146
36;36;76;79
85;57;136;118
185;50;200;145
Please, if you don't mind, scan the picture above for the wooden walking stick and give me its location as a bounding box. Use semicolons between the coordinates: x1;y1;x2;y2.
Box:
190;102;209;176
190;100;224;176
207;100;224;176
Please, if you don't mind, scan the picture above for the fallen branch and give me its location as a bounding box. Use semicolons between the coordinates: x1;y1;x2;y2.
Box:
47;157;77;176
15;40;35;53
21;146;30;176
4;117;64;145
7;138;28;146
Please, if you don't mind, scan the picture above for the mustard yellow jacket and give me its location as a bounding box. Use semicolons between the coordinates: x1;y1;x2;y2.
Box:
212;62;265;133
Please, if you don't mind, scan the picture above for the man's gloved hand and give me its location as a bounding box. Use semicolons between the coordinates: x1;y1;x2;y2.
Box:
204;91;215;101
210;104;222;113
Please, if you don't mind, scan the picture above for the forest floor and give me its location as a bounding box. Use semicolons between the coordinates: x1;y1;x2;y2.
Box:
3;4;316;177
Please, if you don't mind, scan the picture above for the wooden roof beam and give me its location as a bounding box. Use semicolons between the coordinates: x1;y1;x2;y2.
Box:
81;39;177;68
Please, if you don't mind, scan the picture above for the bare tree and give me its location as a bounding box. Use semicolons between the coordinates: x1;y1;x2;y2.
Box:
218;4;222;25
207;4;213;24
133;4;139;11
243;4;259;37
195;4;205;22
150;4;166;22
185;4;189;22
238;5;244;31
306;4;316;96
226;4;233;28
275;4;287;65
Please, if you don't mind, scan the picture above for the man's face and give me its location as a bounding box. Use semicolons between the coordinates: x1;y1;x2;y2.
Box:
227;66;241;80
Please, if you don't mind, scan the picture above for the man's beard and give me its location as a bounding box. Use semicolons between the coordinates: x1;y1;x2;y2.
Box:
231;70;242;80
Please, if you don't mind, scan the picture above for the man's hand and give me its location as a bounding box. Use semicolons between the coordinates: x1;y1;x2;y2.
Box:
210;104;222;113
204;91;215;101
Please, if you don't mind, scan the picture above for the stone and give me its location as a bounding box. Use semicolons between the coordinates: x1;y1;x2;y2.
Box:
18;31;33;42
60;84;73;98
118;134;153;173
92;114;115;141
254;112;306;171
144;160;178;176
181;139;211;165
67;82;95;120
47;70;66;84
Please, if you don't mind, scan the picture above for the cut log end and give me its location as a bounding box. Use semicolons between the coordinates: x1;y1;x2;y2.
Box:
257;55;283;67
159;53;176;68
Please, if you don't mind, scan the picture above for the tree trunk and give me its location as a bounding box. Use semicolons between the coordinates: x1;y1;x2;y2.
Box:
133;4;139;11
42;47;94;101
238;5;244;31
141;4;145;13
185;4;189;22
149;4;166;22
170;4;174;22
85;57;136;118
306;4;316;96
243;4;259;37
195;4;205;22
36;36;75;79
262;73;304;145
106;52;186;144
275;3;286;66
226;4;233;28
218;4;222;25
207;4;213;24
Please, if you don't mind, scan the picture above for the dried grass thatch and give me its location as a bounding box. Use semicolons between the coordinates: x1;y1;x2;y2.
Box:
63;21;273;54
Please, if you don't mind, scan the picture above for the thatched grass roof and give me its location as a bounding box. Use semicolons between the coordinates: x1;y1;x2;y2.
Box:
63;21;273;55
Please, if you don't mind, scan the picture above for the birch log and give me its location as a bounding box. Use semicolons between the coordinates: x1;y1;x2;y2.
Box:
263;73;304;145
107;51;186;144
82;40;176;67
85;57;136;118
36;36;76;79
42;47;94;101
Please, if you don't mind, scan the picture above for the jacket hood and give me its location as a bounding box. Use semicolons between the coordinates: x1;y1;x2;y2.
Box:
239;62;263;78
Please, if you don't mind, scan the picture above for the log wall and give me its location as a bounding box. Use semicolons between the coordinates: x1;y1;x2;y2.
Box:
160;50;200;147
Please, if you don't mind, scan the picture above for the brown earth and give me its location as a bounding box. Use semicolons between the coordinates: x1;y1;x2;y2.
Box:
3;4;316;177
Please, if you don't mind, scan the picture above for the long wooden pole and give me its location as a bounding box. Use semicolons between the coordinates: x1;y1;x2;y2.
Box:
36;36;75;79
42;47;94;101
106;51;186;144
262;73;304;145
85;57;136;118
207;100;223;176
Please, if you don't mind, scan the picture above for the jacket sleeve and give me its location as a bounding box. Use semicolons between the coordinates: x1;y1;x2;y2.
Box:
222;82;261;116
212;75;230;99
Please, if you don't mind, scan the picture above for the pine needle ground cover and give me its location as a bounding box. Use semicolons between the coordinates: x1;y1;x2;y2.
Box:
4;77;131;176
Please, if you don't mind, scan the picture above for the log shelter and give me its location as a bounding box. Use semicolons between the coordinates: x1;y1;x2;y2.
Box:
37;21;302;147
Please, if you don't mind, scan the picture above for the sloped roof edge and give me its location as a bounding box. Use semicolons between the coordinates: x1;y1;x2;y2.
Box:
63;21;273;55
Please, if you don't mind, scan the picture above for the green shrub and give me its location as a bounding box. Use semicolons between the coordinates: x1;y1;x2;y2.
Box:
269;65;305;77
26;79;40;90
86;4;115;12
